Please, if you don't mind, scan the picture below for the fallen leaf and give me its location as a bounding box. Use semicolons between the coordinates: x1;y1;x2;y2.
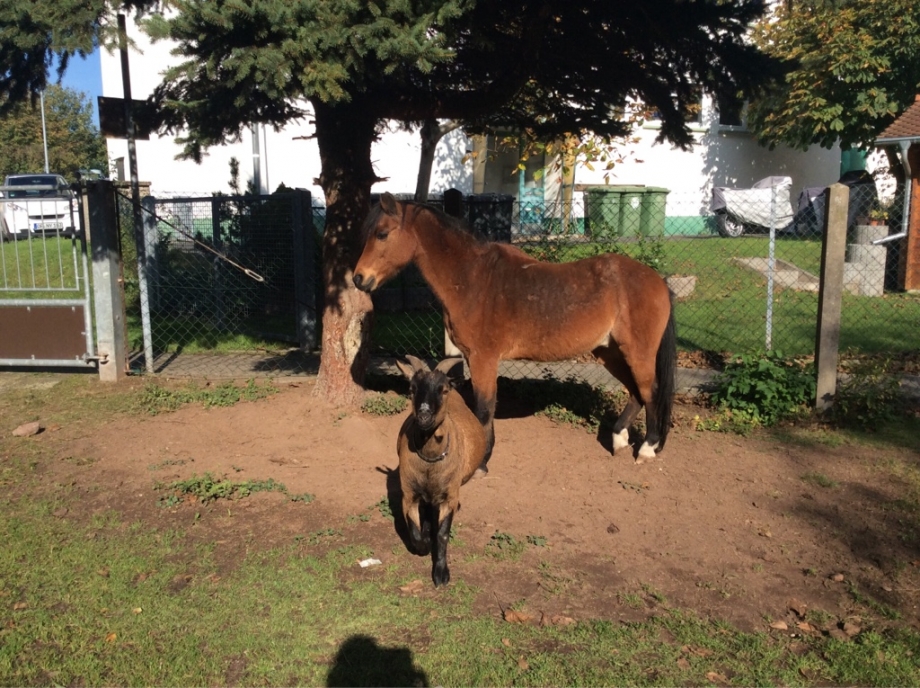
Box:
842;622;861;637
12;602;27;611
769;621;788;630
606;523;620;534
501;638;511;647
399;580;424;594
705;671;728;683
677;658;691;670
132;607;142;614
830;573;845;582
788;598;807;617
517;657;529;671
550;614;576;627
796;621;818;634
105;633;117;643
828;628;849;641
12;421;42;437
52;507;68;518
503;609;535;624
97;568;110;578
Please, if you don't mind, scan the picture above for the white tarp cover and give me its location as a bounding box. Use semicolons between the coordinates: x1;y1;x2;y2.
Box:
711;176;794;229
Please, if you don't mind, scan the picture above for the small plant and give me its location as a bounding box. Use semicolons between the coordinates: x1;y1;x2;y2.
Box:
361;392;407;416
526;535;548;548
832;356;903;430
486;531;526;560
709;350;816;427
375;497;394;520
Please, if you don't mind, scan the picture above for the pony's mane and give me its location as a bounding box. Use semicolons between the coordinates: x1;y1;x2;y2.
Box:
361;198;484;244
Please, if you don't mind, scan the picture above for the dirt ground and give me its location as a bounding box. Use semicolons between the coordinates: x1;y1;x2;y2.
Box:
38;377;920;635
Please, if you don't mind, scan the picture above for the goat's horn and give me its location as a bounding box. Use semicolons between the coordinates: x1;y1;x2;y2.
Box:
434;357;465;375
405;354;429;372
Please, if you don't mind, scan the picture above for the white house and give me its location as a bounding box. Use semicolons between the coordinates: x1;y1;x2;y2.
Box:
100;14;847;230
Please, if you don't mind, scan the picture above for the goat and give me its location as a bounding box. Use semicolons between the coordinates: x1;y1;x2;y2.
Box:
395;355;487;587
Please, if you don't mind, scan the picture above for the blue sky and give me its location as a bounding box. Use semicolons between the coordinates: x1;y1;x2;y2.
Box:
58;51;103;125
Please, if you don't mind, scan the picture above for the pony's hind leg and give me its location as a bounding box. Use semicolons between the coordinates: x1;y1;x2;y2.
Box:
596;347;661;462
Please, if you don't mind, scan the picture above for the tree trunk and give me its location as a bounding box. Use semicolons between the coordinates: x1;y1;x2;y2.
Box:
311;99;380;407
415;119;461;202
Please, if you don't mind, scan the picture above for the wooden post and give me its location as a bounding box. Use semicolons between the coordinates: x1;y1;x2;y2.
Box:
814;183;849;412
85;180;129;382
899;143;920;291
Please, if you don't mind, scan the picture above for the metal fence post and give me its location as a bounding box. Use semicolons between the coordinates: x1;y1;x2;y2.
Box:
815;183;849;412
211;198;225;331
292;189;317;351
85;180;129;382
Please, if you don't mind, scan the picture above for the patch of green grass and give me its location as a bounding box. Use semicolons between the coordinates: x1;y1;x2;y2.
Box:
361;392;407;416
155;472;313;505
1;491;919;686
801;472;838;489
486;531;526;560
375;497;394;520
138;379;277;415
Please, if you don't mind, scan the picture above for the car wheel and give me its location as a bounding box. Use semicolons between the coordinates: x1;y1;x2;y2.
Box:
717;212;745;238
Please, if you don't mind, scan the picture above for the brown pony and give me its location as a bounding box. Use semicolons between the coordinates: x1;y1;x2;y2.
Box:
353;193;676;467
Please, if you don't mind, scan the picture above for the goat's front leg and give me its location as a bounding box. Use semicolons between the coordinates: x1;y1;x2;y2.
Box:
403;497;431;556
431;503;455;587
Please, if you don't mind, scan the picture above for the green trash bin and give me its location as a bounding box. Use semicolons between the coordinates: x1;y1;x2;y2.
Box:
584;186;623;238
640;187;670;237
617;186;647;237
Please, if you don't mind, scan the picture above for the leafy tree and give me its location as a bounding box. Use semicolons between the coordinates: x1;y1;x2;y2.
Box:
3;0;777;406
0;85;108;180
143;0;775;406
746;0;920;168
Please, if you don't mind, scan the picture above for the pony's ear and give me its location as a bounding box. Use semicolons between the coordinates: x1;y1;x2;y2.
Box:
434;357;465;379
379;193;398;215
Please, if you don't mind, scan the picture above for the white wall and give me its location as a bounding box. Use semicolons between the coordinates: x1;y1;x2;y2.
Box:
574;96;842;214
101;16;474;202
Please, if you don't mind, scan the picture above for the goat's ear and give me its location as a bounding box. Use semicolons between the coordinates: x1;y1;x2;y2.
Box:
434;357;465;379
379;192;398;215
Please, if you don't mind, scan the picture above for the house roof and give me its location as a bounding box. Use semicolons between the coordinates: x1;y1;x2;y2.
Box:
876;94;920;143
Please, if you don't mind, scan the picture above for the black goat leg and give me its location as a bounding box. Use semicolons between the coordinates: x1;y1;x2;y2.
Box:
431;508;454;587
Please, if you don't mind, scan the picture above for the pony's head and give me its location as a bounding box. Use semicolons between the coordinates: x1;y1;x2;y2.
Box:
353;193;417;293
396;355;464;432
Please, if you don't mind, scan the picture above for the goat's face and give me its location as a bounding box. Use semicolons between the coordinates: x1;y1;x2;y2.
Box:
409;369;451;432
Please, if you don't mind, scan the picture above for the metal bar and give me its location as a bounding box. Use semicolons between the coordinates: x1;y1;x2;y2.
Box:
765;185;777;350
0;358;96;368
0;299;89;307
872;232;907;245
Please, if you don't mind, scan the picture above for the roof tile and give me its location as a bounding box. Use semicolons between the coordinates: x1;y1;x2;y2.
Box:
877;94;920;141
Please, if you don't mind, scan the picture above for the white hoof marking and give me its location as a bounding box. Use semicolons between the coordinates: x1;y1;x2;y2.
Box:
636;441;658;463
612;428;630;452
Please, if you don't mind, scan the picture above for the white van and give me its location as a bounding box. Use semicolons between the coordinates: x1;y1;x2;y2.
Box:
0;174;78;240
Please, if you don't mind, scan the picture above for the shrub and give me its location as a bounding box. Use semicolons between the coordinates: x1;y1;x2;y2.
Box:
709;350;816;426
832;356;903;430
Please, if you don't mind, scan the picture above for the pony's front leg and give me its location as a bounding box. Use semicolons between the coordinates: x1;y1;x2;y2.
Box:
431;504;455;587
467;355;499;474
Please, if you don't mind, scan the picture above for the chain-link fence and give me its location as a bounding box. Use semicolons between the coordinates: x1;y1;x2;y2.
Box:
117;190;321;376
117;180;918;383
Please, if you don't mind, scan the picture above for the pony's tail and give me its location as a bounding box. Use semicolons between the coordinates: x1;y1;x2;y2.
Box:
653;301;677;450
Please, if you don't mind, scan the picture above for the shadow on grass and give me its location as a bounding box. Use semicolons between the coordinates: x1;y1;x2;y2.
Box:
326;635;428;687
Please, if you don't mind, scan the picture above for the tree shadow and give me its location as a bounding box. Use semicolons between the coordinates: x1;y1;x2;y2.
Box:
326;634;429;687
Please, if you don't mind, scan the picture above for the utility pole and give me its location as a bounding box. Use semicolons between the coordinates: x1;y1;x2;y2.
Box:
40;91;50;173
